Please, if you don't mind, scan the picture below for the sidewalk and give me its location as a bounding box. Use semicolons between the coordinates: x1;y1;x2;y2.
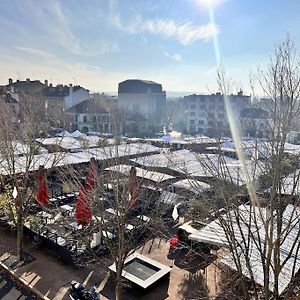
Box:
0;228;111;299
0;228;215;299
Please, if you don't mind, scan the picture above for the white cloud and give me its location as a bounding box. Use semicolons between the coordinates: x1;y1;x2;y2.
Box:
164;52;182;62
14;47;55;59
108;1;219;45
0;47;132;92
1;1;118;57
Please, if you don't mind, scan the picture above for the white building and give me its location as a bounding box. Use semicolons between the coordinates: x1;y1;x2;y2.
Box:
179;91;251;135
43;83;90;111
66;99;111;133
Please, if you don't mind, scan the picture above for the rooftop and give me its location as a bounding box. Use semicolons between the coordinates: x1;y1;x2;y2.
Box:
66;99;108;114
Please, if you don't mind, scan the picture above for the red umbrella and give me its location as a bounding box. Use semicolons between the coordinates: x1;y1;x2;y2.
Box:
75;185;92;226
129;166;138;208
75;159;97;226
36;166;49;207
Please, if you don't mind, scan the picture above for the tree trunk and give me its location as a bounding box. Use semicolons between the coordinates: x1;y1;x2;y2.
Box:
17;221;24;262
115;281;122;300
115;260;123;300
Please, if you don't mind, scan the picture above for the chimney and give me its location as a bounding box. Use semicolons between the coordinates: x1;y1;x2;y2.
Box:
26;78;30;83
44;79;48;86
49;83;53;87
238;90;243;96
8;78;13;85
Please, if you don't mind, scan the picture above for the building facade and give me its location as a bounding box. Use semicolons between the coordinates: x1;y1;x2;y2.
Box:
179;91;251;136
42;83;90;127
66;99;111;133
118;79;166;135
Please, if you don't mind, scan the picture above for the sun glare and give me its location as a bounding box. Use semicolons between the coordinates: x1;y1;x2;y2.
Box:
196;0;224;8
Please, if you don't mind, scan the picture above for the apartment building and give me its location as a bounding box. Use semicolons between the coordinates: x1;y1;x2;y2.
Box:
180;91;251;135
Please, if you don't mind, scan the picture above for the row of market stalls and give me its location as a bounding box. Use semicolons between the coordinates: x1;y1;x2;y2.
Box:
179;203;300;296
131;149;263;186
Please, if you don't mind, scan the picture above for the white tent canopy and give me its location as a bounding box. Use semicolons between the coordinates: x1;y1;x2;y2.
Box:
105;164;174;183
186;204;300;295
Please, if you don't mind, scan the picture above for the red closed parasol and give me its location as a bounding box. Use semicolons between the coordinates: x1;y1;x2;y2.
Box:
75;158;97;225
75;185;92;226
36;166;49;207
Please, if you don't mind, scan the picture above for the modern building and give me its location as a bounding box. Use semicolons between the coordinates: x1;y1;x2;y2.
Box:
118;79;166;135
66;99;111;133
178;91;251;136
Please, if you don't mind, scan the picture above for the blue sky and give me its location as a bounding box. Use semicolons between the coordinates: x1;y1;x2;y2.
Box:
0;0;299;95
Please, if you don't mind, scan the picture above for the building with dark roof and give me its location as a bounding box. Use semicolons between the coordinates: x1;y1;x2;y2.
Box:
118;79;166;135
43;83;90;110
7;78;46;95
66;99;111;133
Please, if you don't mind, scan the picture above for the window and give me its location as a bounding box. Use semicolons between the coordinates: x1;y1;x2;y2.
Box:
190;112;195;117
83;115;88;123
198;120;204;125
191;104;196;110
189;126;196;133
190;119;195;125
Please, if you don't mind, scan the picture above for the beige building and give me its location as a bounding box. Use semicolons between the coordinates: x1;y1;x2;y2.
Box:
118;79;166;135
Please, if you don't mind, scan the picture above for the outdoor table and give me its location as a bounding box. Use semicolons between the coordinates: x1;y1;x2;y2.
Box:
69;222;82;230
125;224;134;231
92;216;108;223
49;197;58;203
37;211;53;219
57;195;67;201
105;208;118;215
60;204;74;212
136;215;151;222
66;193;75;198
102;230;116;240
57;236;67;246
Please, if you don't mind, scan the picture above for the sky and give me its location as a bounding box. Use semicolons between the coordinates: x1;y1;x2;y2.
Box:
0;0;299;96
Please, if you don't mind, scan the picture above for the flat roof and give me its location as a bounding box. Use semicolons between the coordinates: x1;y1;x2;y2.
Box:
109;253;171;289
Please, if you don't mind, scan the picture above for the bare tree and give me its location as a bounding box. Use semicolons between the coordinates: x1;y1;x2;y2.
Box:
188;36;300;299
0;92;67;261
